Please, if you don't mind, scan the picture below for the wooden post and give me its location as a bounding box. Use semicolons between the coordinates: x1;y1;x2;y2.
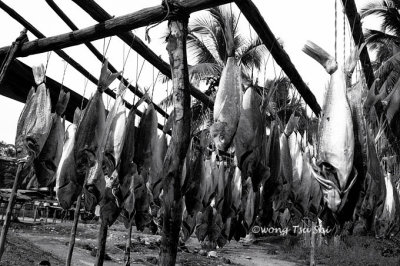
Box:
124;222;133;266
94;219;108;266
310;221;316;266
0;163;23;259
0;29;27;87
66;191;83;266
159;3;191;265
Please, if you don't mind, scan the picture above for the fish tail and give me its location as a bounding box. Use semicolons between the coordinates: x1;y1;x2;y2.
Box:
117;81;128;97
73;107;82;125
55;90;70;116
32;64;46;86
302;41;337;74
98;59;121;92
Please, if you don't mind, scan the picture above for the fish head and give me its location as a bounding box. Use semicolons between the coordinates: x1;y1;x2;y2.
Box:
15;133;43;166
57;181;80;209
210;122;228;151
75;149;97;177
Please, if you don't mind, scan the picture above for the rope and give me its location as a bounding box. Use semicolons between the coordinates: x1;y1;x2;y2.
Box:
335;0;338;61
343;6;346;65
145;0;170;43
80;78;88;111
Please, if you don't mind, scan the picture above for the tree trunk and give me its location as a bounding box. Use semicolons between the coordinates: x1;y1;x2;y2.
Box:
159;9;191;266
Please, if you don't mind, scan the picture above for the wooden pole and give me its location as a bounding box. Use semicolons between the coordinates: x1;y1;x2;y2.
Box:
124;221;133;266
0;163;23;259
0;29;27;87
159;3;191;264
310;221;316;266
66;191;83;266
340;0;375;88
45;0;169;119
72;0;215;109
94;219;108;266
235;0;321;115
0;0;167;131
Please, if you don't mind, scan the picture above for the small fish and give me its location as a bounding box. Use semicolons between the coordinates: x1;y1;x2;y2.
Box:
34;89;70;187
210;57;242;151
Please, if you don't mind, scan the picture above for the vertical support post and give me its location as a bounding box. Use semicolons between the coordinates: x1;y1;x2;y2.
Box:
310;221;316;266
94;219;108;266
0;163;23;259
0;29;28;87
159;2;191;265
66;192;83;266
124;221;133;265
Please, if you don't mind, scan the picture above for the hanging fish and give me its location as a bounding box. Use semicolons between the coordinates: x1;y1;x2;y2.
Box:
210;56;242;151
15;65;52;167
75;60;120;211
56;108;82;209
34;89;70;187
149;133;168;203
234;87;269;191
303;41;355;212
135;103;158;178
99;83;128;226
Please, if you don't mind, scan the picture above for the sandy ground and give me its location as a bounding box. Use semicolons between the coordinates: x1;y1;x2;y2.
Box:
0;219;300;266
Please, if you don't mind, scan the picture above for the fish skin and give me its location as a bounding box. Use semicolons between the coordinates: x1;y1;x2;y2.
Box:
150;133;168;202
234;87;268;191
135;103;158;176
34;90;70;187
210;57;242;151
318;67;354;191
134;173;152;231
231;167;242;214
74;60;119;210
55;109;80;209
15;65;52;165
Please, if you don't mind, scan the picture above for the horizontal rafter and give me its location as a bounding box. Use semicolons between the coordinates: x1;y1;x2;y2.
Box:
235;0;321;115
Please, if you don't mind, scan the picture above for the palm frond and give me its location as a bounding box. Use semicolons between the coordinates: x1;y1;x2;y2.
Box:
188;63;222;81
361;2;388;19
187;32;219;64
238;36;268;71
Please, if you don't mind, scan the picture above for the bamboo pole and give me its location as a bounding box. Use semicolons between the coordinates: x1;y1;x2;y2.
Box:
45;0;169;119
94;219;108;266
72;0;216;109
0;29;27;87
66;190;83;266
124;222;133;266
0;163;24;259
235;0;321;115
0;0;167;132
159;4;191;264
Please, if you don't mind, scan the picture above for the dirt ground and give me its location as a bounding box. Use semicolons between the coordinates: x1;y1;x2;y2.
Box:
0;219;300;266
0;219;399;266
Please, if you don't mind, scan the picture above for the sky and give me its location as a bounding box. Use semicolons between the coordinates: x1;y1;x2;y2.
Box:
0;0;378;144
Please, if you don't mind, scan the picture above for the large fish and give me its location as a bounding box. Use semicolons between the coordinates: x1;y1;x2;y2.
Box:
135;103;158;178
56;109;82;209
34;90;70;187
303;41;355;212
234;87;269;191
149;133;168;203
75;60;119;210
210;57;242;151
99;83;128;226
15;65;52;168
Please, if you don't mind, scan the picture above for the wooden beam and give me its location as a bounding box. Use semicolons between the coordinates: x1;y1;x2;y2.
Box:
340;0;375;89
159;9;191;265
235;0;321;115
0;0;166;131
0;29;27;87
45;0;169;119
71;0;215;108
